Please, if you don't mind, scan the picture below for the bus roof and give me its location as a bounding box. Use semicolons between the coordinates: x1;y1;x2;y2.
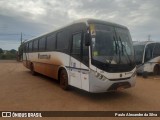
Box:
74;18;128;29
23;18;128;43
133;41;160;46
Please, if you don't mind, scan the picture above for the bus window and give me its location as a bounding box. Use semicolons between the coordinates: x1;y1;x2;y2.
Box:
46;34;56;51
23;44;26;53
39;37;46;51
144;43;154;62
82;36;89;66
71;33;82;60
26;43;29;53
134;45;145;64
33;39;39;52
153;43;160;58
116;28;133;57
29;42;33;52
57;31;69;51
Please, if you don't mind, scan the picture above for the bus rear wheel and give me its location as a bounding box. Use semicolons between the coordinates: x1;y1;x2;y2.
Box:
59;69;69;90
153;65;160;75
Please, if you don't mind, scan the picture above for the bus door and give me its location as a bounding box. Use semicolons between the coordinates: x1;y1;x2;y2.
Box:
69;32;82;89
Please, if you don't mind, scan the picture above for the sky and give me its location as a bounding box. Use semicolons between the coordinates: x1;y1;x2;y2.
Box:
0;0;160;50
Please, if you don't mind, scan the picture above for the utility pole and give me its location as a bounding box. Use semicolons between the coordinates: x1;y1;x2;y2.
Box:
148;34;151;41
18;32;23;61
20;32;22;44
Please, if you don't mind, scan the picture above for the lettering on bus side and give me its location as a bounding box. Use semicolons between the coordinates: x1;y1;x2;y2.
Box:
38;53;51;59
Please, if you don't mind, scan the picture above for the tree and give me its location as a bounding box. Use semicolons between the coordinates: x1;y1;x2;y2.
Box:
0;48;3;54
9;49;17;54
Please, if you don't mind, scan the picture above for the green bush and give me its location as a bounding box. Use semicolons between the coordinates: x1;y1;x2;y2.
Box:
0;51;17;60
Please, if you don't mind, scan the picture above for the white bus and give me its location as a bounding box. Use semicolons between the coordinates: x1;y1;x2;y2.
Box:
22;19;136;93
133;41;160;76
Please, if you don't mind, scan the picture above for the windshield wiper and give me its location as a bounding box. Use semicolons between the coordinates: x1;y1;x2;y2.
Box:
113;36;121;64
105;36;118;64
119;36;132;65
113;36;118;54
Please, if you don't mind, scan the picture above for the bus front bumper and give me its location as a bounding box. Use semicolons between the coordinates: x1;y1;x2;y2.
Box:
89;72;136;93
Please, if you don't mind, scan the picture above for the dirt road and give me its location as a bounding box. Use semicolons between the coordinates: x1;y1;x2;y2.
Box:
0;60;160;119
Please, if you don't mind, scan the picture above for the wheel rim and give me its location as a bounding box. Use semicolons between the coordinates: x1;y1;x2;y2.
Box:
60;71;68;88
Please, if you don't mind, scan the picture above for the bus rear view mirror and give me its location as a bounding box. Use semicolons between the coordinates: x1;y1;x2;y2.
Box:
85;33;91;46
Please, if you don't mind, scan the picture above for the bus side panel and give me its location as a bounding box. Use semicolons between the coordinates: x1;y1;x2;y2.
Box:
23;60;27;67
28;52;70;80
143;56;160;73
81;63;90;91
32;62;59;80
22;60;31;69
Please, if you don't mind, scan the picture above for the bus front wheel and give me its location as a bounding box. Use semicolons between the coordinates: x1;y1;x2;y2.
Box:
59;69;69;90
142;71;148;78
153;64;160;75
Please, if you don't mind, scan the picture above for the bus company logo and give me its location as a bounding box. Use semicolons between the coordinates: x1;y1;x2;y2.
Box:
125;72;133;75
38;53;51;59
2;112;11;117
1;112;42;118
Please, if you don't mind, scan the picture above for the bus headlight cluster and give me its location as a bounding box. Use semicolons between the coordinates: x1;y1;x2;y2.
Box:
95;72;107;81
131;71;137;77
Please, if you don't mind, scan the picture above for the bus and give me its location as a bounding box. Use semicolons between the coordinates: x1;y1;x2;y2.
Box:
133;41;160;76
22;19;136;93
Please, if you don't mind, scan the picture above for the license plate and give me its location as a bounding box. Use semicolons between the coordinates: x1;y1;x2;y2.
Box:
117;86;125;91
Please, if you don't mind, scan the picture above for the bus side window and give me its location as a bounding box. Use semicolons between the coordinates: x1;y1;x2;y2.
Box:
145;49;151;62
23;44;26;53
153;43;160;58
29;42;33;52
144;43;154;62
26;43;29;53
71;33;82;60
39;37;46;51
33;39;39;52
46;34;56;51
57;30;69;52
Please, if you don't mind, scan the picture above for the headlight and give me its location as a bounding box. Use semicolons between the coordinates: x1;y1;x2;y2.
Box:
95;72;100;77
131;71;137;77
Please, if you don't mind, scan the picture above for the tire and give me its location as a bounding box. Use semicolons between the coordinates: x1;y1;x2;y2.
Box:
142;71;148;78
153;65;159;75
30;63;37;76
59;69;69;90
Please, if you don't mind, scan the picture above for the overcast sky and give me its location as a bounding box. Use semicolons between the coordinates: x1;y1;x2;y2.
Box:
0;0;160;50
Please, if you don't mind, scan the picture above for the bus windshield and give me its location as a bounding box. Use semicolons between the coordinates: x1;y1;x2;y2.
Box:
133;45;145;65
91;24;134;66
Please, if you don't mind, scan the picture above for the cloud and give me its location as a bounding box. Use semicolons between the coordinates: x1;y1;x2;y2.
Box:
0;0;160;50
